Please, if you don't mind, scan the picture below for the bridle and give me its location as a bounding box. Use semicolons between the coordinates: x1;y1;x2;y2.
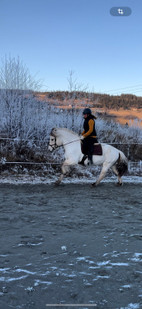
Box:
48;136;58;151
49;134;81;151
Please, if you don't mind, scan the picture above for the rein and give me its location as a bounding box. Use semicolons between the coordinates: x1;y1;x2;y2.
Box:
49;136;81;150
62;138;81;147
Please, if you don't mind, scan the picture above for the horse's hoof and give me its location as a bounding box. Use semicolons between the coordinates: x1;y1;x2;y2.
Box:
54;181;60;186
116;182;122;186
91;182;96;187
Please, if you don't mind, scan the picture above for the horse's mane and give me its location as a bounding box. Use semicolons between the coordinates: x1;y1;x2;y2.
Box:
58;127;79;137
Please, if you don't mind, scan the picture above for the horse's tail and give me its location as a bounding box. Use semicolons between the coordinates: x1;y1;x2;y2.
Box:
115;152;128;177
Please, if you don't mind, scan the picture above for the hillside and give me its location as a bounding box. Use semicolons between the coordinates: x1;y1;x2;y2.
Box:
35;91;142;127
35;91;142;109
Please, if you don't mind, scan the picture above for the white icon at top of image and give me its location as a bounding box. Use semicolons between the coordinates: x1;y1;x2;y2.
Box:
110;7;132;16
118;8;124;15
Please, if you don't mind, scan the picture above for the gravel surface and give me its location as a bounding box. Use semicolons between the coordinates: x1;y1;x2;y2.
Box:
0;182;142;309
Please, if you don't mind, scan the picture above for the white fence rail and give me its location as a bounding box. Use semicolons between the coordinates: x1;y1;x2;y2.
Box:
0;159;142;172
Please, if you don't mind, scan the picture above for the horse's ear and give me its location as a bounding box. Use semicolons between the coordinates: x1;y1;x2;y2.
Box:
51;128;57;136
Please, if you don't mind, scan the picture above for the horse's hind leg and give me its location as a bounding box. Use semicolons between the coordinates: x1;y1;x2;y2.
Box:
92;162;111;186
112;165;122;185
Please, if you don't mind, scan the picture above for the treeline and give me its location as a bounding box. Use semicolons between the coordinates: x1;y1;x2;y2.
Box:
99;94;142;109
35;91;142;110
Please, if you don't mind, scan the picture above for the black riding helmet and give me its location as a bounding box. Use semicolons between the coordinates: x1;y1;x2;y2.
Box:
83;108;92;115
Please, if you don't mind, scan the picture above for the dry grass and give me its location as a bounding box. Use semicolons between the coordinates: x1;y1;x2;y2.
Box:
95;108;142;127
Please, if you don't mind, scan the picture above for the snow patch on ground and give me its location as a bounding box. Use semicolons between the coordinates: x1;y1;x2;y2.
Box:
0;174;141;185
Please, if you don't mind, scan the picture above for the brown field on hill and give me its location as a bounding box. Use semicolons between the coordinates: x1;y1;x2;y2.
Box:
36;92;142;127
94;108;142;127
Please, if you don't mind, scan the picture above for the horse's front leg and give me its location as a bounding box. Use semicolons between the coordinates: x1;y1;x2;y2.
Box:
55;173;64;185
55;161;70;185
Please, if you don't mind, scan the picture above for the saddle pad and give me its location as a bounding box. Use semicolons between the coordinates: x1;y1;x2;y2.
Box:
81;143;102;156
93;144;102;155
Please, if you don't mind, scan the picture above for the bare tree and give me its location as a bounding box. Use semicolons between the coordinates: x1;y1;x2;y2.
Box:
67;70;88;130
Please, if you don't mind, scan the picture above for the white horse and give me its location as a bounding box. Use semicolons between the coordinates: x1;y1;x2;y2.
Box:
48;127;128;186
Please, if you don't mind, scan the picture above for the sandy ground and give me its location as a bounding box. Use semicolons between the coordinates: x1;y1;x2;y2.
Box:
0;182;142;309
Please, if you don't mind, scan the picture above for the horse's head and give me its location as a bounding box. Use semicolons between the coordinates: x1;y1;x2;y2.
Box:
48;127;79;152
48;128;59;152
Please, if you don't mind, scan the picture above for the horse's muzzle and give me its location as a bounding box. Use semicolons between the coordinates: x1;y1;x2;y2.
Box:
48;145;54;152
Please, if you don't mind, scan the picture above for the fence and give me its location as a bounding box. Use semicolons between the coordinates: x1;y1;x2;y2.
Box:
128;160;142;173
0;138;141;174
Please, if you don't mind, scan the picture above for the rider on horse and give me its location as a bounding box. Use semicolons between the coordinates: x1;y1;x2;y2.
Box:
79;108;98;165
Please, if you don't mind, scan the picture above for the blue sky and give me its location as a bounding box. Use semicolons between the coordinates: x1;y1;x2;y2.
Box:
0;0;142;95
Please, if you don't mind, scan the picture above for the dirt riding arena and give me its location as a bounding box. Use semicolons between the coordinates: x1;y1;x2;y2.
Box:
0;181;142;309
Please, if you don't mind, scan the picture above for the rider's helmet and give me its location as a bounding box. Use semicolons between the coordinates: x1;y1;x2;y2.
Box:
83;108;92;115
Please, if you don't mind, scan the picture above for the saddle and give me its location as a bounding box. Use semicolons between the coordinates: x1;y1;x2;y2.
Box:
81;143;102;156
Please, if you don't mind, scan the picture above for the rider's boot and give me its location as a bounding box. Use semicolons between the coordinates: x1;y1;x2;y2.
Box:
78;155;88;166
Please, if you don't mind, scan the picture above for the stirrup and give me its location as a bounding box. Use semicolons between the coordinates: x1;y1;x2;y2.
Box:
88;156;93;165
88;160;93;166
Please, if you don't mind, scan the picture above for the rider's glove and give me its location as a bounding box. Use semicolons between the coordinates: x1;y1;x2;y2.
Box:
80;135;84;140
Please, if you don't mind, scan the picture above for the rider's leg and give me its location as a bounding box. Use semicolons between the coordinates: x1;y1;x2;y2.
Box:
79;139;88;165
88;139;94;165
88;153;93;165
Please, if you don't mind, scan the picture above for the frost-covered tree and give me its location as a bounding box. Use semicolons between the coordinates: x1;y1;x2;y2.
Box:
0;55;41;91
0;55;42;138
